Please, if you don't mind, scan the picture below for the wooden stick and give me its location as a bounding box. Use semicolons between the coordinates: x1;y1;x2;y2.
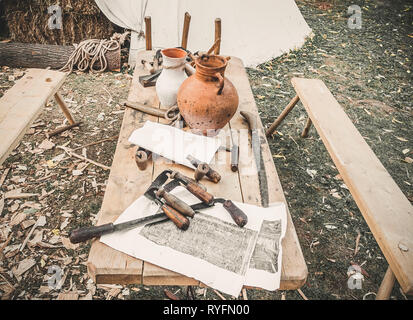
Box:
214;18;221;55
57;146;110;170
0;233;13;255
297;288;309;300
301;117;312;138
145;16;152;51
46;122;81;138
266;95;300;137
0;168;10;187
72;135;118;151
181;12;191;49
242;288;248;300
207;38;221;56
54;92;76;125
213;289;226;300
376;267;396;300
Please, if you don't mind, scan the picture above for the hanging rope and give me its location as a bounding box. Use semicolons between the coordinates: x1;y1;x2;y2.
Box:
60;39;120;74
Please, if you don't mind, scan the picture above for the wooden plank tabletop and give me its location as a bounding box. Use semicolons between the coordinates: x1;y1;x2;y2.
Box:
291;77;413;295
0;68;67;165
87;51;307;290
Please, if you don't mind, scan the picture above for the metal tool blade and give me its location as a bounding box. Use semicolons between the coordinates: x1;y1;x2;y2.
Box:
143;170;172;202
112;213;169;232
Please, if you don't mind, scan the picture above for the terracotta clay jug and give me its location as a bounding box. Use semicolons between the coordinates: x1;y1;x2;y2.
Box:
177;55;239;134
156;48;188;107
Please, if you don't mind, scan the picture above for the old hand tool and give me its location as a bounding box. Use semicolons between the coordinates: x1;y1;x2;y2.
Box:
240;111;269;207
169;170;215;205
141;59;155;74
143;171;190;230
191;198;248;228
135;147;152;171
186;155;221;183
124;100;168;118
69;212;171;244
138;69;162;87
155;188;195;218
168;170;247;227
231;144;239;172
69;175;190;243
194;163;209;182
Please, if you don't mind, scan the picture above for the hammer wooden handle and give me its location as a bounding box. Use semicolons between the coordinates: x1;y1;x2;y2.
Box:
161;204;190;230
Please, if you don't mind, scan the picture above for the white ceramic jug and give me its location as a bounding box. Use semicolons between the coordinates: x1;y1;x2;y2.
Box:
156;48;188;107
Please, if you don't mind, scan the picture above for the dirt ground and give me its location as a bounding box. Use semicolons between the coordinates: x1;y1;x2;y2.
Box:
0;0;411;300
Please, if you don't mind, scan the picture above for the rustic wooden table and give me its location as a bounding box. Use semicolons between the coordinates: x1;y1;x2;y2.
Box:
87;50;307;291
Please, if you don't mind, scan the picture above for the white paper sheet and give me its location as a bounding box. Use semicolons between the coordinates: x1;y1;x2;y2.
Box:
244;202;287;291
128;121;222;169
100;186;287;296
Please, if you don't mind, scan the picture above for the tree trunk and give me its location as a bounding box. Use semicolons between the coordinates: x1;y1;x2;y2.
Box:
0;42;120;71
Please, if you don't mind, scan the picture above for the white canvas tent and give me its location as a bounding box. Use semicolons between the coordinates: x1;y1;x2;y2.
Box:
95;0;312;67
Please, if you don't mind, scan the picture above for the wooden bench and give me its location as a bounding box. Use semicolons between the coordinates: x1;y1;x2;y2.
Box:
87;50;308;292
266;77;413;298
0;68;76;166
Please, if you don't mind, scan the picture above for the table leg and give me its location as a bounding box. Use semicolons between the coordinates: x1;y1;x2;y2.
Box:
54;92;76;125
376;266;396;300
301;117;312;138
266;95;300;137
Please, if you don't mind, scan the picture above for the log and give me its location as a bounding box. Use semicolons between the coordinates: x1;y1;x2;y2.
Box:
0;42;120;71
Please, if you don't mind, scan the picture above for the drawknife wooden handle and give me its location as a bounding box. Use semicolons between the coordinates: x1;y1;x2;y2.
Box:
161;204;190;230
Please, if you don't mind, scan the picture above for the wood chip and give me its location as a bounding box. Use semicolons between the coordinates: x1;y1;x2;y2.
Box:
38;139;55;150
13;258;36;278
61;237;79;250
164;289;180;300
404;157;413;164
5;189;38;200
106;288;121;300
354;230;361;256
0;197;4;216
21;219;36;229
10;212;26;226
0;168;10;187
57;292;79;300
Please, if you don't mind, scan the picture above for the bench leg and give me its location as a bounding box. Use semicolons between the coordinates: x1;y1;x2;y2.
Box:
301;117;312;138
265;95;300;137
54;92;76;125
376;266;396;300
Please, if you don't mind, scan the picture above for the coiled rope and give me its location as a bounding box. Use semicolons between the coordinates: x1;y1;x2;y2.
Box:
60;39;120;74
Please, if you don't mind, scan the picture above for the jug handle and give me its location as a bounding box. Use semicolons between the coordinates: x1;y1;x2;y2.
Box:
215;72;224;95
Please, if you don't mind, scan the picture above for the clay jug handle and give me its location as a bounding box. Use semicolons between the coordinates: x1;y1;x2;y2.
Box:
215;72;224;95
